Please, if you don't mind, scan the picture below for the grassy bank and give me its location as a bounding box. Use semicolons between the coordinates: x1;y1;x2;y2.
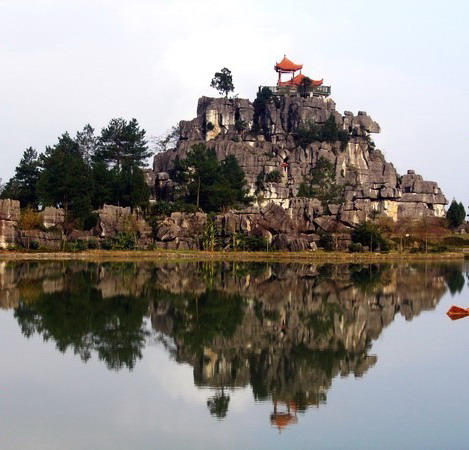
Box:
0;249;465;263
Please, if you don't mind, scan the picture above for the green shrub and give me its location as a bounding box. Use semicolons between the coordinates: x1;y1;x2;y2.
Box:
114;232;138;250
74;240;89;251
318;232;334;251
234;119;247;132
232;232;267;251
101;238;113;250
351;222;389;252
298;157;344;206
87;239;99;250
83;213;98;231
100;232;137;250
294;116;350;150
265;170;282;183
442;236;467;246
430;244;449;253
349;242;363;253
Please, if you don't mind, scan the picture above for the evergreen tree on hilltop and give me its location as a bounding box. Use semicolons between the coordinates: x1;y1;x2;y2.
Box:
36;133;93;223
210;68;234;98
1;147;41;208
96;118;151;170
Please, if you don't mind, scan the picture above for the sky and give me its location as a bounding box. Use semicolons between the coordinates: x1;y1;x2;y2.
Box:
1;0;468;206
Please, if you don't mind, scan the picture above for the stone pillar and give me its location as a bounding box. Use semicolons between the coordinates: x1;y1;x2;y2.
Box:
0;199;20;249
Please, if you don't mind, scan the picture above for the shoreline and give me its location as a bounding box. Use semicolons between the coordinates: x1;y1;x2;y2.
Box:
0;249;465;263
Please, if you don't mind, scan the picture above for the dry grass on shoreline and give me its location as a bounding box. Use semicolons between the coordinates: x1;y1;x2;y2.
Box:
0;249;465;263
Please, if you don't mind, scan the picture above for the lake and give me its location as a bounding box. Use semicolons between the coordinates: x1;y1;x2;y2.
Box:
1;260;468;449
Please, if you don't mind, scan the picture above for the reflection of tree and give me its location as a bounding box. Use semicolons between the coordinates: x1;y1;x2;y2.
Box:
3;260;463;423
207;387;230;419
149;262;457;425
350;264;389;293
158;289;245;353
442;267;466;295
14;270;149;370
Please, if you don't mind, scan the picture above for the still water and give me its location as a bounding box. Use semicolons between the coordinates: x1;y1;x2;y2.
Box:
1;260;468;449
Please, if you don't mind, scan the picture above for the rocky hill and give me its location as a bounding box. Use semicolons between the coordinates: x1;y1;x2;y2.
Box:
153;94;446;232
0;93;449;252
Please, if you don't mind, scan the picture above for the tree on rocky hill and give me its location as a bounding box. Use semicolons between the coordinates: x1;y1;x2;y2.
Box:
173;144;250;212
96;118;151;170
114;163;150;210
299;76;312;97
1;147;41;208
153;125;180;154
210;68;234;98
37;133;93;225
92;118;152;210
76;124;97;165
298;157;344;207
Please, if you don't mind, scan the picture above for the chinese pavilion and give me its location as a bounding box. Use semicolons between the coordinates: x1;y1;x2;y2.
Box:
259;55;331;97
274;55;324;88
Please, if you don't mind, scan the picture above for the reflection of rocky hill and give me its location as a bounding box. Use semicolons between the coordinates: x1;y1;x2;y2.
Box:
148;262;453;415
0;261;462;417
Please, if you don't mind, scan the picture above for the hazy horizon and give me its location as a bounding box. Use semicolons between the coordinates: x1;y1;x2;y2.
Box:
1;0;468;207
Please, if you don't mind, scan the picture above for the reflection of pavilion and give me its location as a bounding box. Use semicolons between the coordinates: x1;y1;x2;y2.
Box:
270;400;298;431
148;262;453;422
2;260;459;418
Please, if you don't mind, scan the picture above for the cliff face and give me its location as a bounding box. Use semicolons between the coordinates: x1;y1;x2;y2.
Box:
0;199;20;249
153;95;447;228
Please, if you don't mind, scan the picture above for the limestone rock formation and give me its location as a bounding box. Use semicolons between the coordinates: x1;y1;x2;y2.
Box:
153;95;447;240
40;206;65;229
0;199;20;249
96;204;152;243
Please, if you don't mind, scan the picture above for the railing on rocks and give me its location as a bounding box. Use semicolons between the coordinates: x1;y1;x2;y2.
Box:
259;85;331;97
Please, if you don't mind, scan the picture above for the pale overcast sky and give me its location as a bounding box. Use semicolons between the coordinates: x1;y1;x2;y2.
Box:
1;0;468;205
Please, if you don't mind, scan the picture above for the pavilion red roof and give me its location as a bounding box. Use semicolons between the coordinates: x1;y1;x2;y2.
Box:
278;73;323;87
275;56;303;73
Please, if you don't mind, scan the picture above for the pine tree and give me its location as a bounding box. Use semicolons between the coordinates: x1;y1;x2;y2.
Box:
76;124;97;166
96;118;151;170
210;68;234;98
173;144;250;212
447;199;466;228
1;147;40;207
37;133;93;222
90;159;116;208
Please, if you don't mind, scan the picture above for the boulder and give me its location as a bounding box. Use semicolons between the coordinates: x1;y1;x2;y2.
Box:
41;207;65;229
0;199;20;222
273;233;312;252
259;202;296;234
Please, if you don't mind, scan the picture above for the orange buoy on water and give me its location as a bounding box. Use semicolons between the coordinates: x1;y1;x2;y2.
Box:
447;305;469;320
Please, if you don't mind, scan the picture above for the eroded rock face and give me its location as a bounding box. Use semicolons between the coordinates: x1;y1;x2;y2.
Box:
153;95;447;236
0;199;20;249
96;204;152;241
19;229;63;250
41;207;65;229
